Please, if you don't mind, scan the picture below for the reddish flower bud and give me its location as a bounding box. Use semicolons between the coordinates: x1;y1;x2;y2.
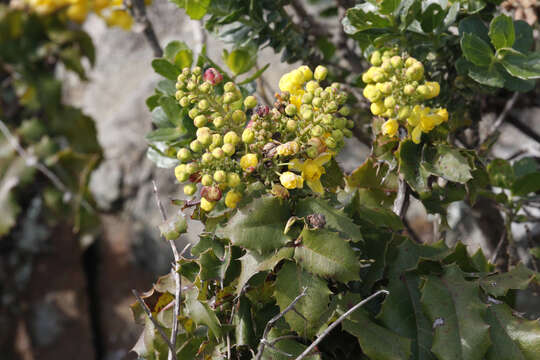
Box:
203;68;223;85
255;105;270;117
201;186;222;201
189;172;201;183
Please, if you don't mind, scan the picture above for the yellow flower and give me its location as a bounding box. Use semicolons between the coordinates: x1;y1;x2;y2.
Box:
225;191;242;209
66;2;89;23
280;172;304;189
289;153;331;194
411;126;422;144
240;153;258;170
426;81;440;98
382;119;399;137
297;65;313;82
436;108;448;122
105;10;133;30
279;69;304;93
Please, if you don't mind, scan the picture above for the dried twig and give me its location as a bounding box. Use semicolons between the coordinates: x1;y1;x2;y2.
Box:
132;289;175;353
295;290;389;360
0;119;93;213
254;287;308;360
481;93;519;146
124;0;163;57
506;114;540;144
152;180;181;360
490;227;507;264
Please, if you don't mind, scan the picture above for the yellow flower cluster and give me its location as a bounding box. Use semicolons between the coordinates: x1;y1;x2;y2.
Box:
362;50;449;144
172;65;354;213
23;0;134;29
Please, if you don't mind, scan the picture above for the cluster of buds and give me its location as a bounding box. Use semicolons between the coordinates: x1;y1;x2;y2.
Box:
362;49;448;144
22;0;135;28
173;65;354;213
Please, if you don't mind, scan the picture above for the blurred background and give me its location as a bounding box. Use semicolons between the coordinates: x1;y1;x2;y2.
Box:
1;0;539;359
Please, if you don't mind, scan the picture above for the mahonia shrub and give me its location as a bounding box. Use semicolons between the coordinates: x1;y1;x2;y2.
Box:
133;1;540;359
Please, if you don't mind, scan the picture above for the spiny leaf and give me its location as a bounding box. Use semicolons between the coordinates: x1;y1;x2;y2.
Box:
294;228;361;283
184;286;223;339
421;264;491;360
480;263;536;297
274;262;331;338
216;196;291;254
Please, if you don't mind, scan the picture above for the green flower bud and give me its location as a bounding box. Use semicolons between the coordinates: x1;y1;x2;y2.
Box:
201;152;213;164
177;148;191;162
185;162;198;174
224;82;236;92
179;97;190;107
416;84;430;98
384;96;396;108
322;114;333;125
347;120;355;129
286;119;297;132
285;104;297;116
198;132;212;146
199;82;211;93
390;56;402;68
343;129;352;137
244;96;257;109
314;87;323;97
193;66;202;75
403;84;416;95
332;129;344;141
335;117;346;129
213;116;225;128
188;108;200;119
177;73;185;82
223;92;236;104
182;67;190;76
370;51;382;66
302;110;314;121
314;65;328;81
175;166;189;182
194;115;207;128
227;173;241;188
212;133;222;146
405;57;417;67
302;93;314;104
190;140;203;152
398;106;411;120
175;90;184;100
306;80;319;93
183;183;197;196
222;143;235;156
201;174;213;186
381;60;393;73
377;82;393;95
186;81;196;91
326;136;337;149
320;90;330;100
339;106;351;116
306;146;318;158
214;170;227;183
212;148;225;159
242;128;255;144
325;101;338;113
363;84;381;102
311;125;324;137
232;110;246;124
312;97;322;107
198;99;209;111
405;63;424;81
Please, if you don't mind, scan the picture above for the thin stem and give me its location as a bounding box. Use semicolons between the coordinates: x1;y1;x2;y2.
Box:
255;287;308;360
124;0;163;57
294;290;389;360
132;289;175;353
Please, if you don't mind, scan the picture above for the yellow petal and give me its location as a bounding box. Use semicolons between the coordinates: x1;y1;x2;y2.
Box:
314;153;332;167
307;179;324;194
289;158;304;172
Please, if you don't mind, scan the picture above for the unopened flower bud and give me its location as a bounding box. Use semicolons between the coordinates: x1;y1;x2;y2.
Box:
177;148;191;162
370;51;382;66
312;97;323;107
302;93;314;104
311;125;324;137
325;101;338;113
213;116;225;128
225;190;242;208
198;132;212;146
227;173;241;188
186;81;196;91
214;170;227;183
240;153;258;171
190;140;203;152
285;104;297;116
212;133;222;146
339;106;351;116
255;105;270;117
188;108;200;119
201;186;222;201
232;110;246;124
200;198;215;212
404;84;415;95
223;92;236;104
384;96;396;108
244;96;257;109
212;148;225;159
242;128;255;144
326;136;337;149
192;66;202;75
370;102;386;116
222;143;235;156
183;183;197;196
201;152;213;164
203;68;223;85
286;120;297;132
198;99;209;111
305;80;320;93
179;97;190;107
224;82;236;92
175;166;189;182
199;82;211;93
194;115;207;128
201;174;213;186
175;90;184;100
302;110;314;121
314;65;328;81
390;56;402;68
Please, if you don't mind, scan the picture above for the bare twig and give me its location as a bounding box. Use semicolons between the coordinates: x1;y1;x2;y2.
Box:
482;93;519;146
255;287;308;360
132;289;176;353
124;0;163;57
393;177;408;217
506;114;540;145
490;227;507;264
0;119;93;213
525;225;538;272
295;290;389;360
152;180;181;360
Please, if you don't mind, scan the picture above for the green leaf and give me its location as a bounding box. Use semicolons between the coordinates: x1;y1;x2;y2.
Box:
499;50;540;80
158;212;187;240
341;304;412;360
489;14;515;50
171;0;210;19
458;16;490;44
234;297;255;347
216;196;291;254
422;145;473;184
158;96;183;127
461;33;494;67
480;263;536;297
184;286;223;339
199;248;229;281
151;58;181;80
421;264;491;360
151;106;173;128
380;0;400;14
262;328;321;360
513;20;533;53
145;128;184;142
295;197;363;242
512;172;540;196
398;140;429;193
294;228;360;283
274;262;331;338
486;303;540;360
346;190;403;231
146;146;178;168
164;41;193;69
237;63;269;85
468;62;505;88
223;47;256;76
420;3;446;34
487;158;515;188
513;157;539;177
343;3;392;34
236;248;294;295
